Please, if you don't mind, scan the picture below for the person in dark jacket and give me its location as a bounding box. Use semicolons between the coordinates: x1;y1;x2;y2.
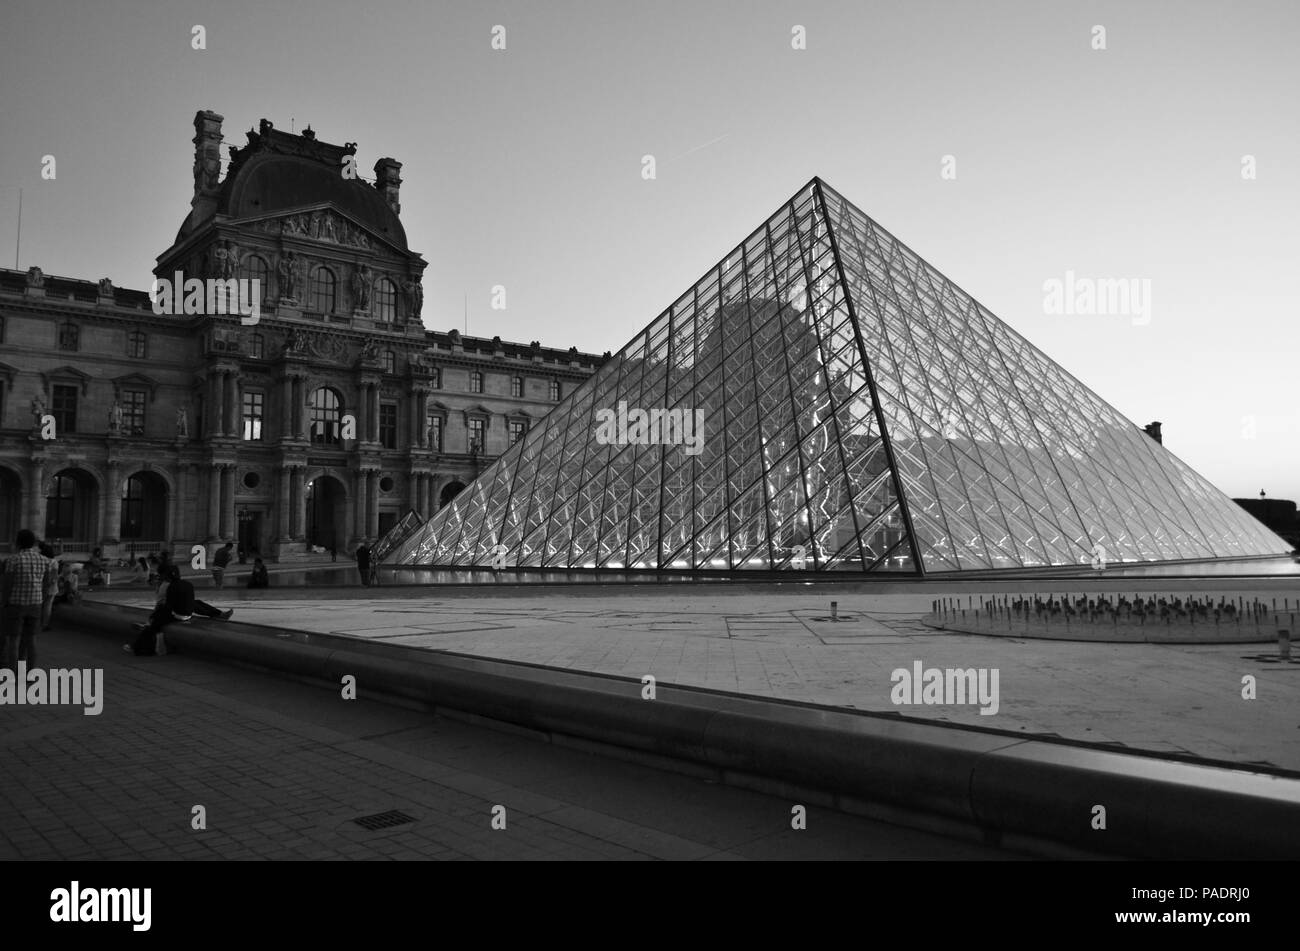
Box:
355;543;371;586
124;567;233;656
247;558;269;589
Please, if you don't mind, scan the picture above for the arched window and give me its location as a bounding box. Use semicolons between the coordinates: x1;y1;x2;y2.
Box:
382;350;396;374
120;473;168;540
309;268;336;314
46;474;79;538
309;387;343;445
374;279;397;322
241;255;271;302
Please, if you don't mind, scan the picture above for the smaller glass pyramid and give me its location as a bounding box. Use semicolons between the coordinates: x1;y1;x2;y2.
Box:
387;178;1290;573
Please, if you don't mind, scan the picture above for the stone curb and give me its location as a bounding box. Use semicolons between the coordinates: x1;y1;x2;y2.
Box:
66;602;1300;859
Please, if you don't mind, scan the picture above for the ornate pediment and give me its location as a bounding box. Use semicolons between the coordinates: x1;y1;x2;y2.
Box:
40;366;93;396
281;328;349;364
246;207;379;251
112;372;161;402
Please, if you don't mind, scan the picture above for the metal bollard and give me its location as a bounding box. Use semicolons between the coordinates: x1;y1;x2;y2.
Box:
1280;629;1292;662
830;600;838;621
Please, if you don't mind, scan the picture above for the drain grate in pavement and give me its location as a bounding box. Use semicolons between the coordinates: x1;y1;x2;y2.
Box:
352;810;416;831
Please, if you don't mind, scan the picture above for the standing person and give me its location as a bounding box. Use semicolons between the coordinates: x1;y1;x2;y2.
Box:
211;541;233;588
38;541;58;632
2;529;54;670
86;548;105;586
355;542;371;586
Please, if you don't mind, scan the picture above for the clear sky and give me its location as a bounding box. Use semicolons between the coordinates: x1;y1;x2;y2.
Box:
1;0;1296;500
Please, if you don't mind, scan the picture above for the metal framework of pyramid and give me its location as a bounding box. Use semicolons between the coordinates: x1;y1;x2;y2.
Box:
389;178;1289;574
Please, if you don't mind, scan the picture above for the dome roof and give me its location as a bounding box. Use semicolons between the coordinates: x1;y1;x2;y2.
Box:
170;119;410;252
219;152;407;249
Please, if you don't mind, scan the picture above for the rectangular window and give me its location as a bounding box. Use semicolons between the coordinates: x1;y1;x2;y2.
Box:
379;403;398;449
122;389;147;434
127;330;147;359
511;376;523;398
469;370;483;394
468;418;485;454
250;334;264;359
58;323;79;352
242;391;264;441
427;416;443;452
508;420;527;446
431;368;441;389
549;379;561;401
382;350;396;374
52;384;78;434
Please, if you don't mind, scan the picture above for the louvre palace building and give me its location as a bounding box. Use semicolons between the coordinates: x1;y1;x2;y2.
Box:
0;111;604;562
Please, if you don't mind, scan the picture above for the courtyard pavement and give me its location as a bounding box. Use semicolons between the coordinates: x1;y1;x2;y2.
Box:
95;581;1300;772
0;624;1011;860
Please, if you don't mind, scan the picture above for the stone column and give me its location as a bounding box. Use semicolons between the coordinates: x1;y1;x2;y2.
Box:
211;374;223;436
367;471;379;538
28;459;45;529
281;376;294;441
221;463;236;539
228;374;240;440
296;378;308;440
371;386;381;444
102;463;123;544
354;469;369;541
412;473;424;516
277;466;292;539
173;465;188;544
293;468;307;539
207;465;222;540
221;372;233;436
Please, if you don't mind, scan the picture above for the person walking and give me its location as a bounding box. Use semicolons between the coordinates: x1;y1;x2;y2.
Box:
2;529;54;670
211;541;233;588
355;542;371;586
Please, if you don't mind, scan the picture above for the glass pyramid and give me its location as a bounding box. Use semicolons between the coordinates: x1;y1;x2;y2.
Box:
389;178;1290;574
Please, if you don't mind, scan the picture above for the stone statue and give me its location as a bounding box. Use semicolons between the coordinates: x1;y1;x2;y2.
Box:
278;252;301;299
352;265;372;310
322;216;337;243
30;395;46;428
25;266;44;289
193;155;219;194
284;328;306;354
309;212;323;239
359;337;379;362
176;406;190;438
109;400;124;434
291;255;306;298
404;279;423;319
98;278;114;296
222;240;240;279
277;253;292;298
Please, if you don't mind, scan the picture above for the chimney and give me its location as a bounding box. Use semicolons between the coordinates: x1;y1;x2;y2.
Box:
1143;421;1163;445
191;110;224;216
374;157;402;215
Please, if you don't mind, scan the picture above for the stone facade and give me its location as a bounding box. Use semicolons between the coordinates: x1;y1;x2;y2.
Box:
0;113;604;562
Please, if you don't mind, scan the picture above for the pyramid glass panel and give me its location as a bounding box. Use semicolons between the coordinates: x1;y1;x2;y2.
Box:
385;179;1291;573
